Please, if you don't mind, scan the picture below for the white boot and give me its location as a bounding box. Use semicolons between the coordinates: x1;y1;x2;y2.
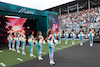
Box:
90;44;93;46
38;56;43;60
80;43;83;46
72;42;74;45
22;52;26;55
50;60;55;65
65;42;67;44
9;48;12;50
30;53;36;57
12;49;16;51
17;50;20;53
52;61;55;64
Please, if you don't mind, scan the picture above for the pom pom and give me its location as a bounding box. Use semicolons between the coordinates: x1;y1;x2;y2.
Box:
54;39;58;44
47;40;50;44
35;40;38;44
32;40;35;43
16;37;18;40
78;34;80;37
88;34;90;36
28;38;32;42
43;40;46;45
92;33;94;36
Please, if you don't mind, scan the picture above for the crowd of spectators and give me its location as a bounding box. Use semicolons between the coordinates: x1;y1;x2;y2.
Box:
59;7;100;34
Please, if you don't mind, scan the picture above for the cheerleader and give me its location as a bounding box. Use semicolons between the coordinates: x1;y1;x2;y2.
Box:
7;30;13;50
71;30;76;45
20;30;26;55
47;29;58;65
88;29;94;46
28;31;36;57
78;30;84;46
12;32;16;51
57;31;62;43
64;30;69;44
16;32;21;53
35;31;44;60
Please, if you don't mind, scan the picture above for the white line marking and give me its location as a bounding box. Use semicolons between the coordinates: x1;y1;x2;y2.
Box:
42;52;46;54
0;63;6;67
0;50;3;53
56;48;61;50
17;58;23;61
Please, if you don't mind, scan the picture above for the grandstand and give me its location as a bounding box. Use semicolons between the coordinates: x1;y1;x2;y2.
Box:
45;0;100;34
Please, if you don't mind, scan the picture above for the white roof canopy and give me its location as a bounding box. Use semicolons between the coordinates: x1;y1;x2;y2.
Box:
0;0;74;10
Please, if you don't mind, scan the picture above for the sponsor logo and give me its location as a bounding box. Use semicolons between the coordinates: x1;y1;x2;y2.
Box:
19;8;35;14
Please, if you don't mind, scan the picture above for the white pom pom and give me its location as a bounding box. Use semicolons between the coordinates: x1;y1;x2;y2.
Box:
88;34;90;36
43;40;46;45
19;37;22;41
82;34;84;36
54;39;58;44
92;33;94;36
28;38;32;42
13;37;16;40
16;37;18;40
47;40;50;44
66;34;68;36
21;37;26;41
73;34;75;36
32;40;35;43
35;40;38;44
39;39;42;44
78;34;80;37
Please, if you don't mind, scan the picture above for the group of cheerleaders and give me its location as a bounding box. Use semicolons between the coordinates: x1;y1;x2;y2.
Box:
7;28;94;65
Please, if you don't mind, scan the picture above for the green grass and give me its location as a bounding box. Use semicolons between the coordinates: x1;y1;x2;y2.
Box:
0;40;88;67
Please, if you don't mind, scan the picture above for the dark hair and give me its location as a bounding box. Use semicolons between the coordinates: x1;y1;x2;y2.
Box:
72;29;74;31
89;29;91;31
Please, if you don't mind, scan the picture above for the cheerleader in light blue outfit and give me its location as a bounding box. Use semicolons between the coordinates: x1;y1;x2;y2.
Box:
7;30;13;50
78;30;84;46
35;31;44;60
47;29;58;65
88;29;94;46
12;32;16;51
71;30;76;45
16;32;21;53
57;31;62;43
20;30;26;55
64;30;69;44
28;31;36;57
